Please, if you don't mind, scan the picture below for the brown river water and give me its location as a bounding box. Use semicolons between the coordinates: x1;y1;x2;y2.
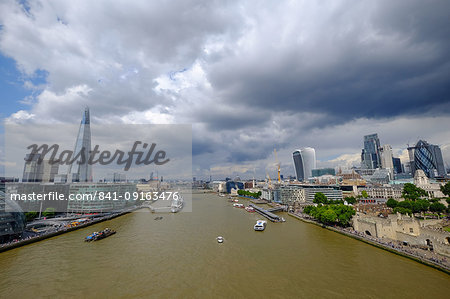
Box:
0;191;449;298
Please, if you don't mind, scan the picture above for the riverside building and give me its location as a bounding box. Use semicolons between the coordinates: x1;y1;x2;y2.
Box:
67;183;137;213
272;184;342;205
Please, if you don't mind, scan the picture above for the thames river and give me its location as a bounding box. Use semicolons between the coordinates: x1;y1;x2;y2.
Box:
0;192;449;298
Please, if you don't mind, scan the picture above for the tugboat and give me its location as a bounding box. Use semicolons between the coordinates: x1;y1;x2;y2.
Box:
85;228;116;242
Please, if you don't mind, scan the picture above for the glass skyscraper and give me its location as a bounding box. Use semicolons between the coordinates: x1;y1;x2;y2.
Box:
68;107;92;182
392;157;403;174
293;147;316;181
407;140;446;178
361;133;381;169
0;179;26;243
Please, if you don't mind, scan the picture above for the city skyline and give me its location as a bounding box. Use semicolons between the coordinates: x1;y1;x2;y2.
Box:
0;0;449;179
1;2;450;293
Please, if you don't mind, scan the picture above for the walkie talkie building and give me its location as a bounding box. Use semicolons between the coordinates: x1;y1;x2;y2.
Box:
293;147;316;181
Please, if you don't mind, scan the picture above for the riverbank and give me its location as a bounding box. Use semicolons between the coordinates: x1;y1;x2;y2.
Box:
288;212;450;275
0;206;139;253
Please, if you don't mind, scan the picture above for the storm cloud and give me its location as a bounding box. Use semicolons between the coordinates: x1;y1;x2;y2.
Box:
1;0;449;179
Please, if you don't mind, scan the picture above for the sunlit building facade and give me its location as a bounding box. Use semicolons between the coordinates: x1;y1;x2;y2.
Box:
361;133;381;169
293;147;316;181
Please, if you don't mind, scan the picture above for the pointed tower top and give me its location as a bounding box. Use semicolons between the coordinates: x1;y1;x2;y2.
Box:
81;107;90;125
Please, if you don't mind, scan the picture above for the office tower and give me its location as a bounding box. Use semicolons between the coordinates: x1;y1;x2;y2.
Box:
379;145;393;169
361;134;381;169
407;140;446;178
22;153;42;182
392;157;402;174
292;147;316;181
68;107;92;182
41;160;59;182
22;154;59;182
311;168;336;177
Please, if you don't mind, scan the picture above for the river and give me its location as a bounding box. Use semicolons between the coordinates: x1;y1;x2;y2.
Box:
0;192;449;298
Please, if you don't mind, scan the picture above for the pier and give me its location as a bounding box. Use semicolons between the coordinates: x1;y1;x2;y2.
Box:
249;204;282;222
267;206;285;213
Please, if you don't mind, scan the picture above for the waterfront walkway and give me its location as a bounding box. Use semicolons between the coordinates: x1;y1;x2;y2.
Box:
0;206;139;253
288;212;450;274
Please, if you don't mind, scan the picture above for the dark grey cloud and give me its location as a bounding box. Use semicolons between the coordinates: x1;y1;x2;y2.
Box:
1;0;449;178
205;0;450;129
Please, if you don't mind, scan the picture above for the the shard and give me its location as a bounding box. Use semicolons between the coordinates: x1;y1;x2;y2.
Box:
68;107;92;182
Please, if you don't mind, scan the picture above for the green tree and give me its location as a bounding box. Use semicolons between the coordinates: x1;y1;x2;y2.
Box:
303;205;314;214
320;209;337;224
429;202;446;214
414;199;430;213
313;192;328;204
361;190;369;198
397;200;412;210
303;204;355;227
42;207;56;217
440;181;450;197
335;205;356;225
386;198;398;208
25;211;38;222
345;196;356;204
402;183;427;201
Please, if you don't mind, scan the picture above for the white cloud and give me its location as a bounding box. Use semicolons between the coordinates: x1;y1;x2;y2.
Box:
6;110;35;123
1;0;449;179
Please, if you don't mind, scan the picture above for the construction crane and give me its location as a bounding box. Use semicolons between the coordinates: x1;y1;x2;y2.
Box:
274;148;281;183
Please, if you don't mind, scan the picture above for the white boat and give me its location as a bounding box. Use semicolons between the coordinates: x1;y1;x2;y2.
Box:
217;236;224;243
254;220;267;231
233;203;244;208
171;194;184;213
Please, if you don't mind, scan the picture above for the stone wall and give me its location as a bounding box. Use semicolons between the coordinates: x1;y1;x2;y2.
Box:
353;213;450;257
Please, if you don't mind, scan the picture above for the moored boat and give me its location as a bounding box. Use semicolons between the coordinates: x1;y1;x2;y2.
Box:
85;228;116;242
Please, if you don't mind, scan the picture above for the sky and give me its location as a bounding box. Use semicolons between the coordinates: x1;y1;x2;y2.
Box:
0;0;449;180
